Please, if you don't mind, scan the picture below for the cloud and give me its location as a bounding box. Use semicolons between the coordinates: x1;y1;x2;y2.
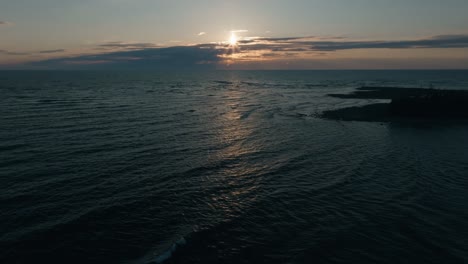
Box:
1;49;65;55
9;34;468;69
231;30;248;33
0;50;30;56
239;34;468;52
223;34;468;62
29;45;223;69
0;21;12;26
198;32;206;36
97;42;159;50
39;49;66;54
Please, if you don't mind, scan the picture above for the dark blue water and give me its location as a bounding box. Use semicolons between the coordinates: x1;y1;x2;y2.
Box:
1;70;468;263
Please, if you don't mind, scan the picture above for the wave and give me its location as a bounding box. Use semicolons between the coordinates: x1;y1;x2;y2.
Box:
154;237;187;264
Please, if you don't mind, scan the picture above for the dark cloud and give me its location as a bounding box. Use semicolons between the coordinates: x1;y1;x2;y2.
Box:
29;45;223;69
39;49;66;54
240;34;468;52
220;34;468;62
0;21;11;25
256;37;306;42
1;49;63;55
97;42;159;49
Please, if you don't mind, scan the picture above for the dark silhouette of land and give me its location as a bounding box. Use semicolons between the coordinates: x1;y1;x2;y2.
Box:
322;87;468;122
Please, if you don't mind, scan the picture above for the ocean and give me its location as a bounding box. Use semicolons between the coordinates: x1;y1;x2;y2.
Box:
1;70;468;263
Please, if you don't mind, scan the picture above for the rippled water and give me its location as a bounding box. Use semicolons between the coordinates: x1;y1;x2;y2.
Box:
1;70;468;263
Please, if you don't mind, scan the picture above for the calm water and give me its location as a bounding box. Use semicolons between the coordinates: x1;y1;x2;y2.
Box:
1;70;468;263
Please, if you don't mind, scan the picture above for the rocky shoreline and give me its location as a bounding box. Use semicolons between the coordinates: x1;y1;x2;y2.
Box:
322;87;468;122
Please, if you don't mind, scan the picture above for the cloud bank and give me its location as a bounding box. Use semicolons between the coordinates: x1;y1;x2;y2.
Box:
29;45;223;69
236;34;468;53
0;49;65;56
97;42;159;50
6;34;468;69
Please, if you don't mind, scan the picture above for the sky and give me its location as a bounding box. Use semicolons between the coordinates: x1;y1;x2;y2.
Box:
1;0;468;69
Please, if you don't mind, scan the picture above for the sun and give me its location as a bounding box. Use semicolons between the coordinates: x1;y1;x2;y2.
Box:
229;33;238;46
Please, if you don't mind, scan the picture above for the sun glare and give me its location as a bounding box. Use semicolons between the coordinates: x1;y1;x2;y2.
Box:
229;33;238;46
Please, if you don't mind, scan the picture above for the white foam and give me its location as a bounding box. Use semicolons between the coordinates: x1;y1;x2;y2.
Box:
154;237;187;264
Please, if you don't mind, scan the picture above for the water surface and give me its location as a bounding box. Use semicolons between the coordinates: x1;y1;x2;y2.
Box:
1;70;468;263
